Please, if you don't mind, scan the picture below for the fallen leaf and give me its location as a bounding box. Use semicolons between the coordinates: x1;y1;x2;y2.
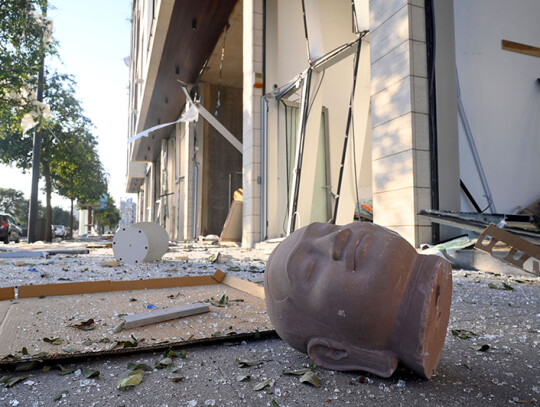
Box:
451;329;477;339
488;283;498;290
117;372;143;389
129;369;147;376
69;318;96;331
155;357;173;369
82;368;100;378
271;400;280;407
237;375;251;382
4;375;28;387
171;376;185;383
283;368;312;376
236;358;262;368
253;379;271;391
43;337;63;345
21;347;28;356
57;367;76;376
127;363;153;371
502;282;514;291
299;371;320;387
53;390;68;401
33;352;49;358
62;347;79;354
167;364;178;373
164;349;187;359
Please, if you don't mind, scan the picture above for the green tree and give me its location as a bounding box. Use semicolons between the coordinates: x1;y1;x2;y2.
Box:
94;196;121;235
41;72;108;240
0;0;54;139
0;71;108;241
0;187;27;223
52;206;77;230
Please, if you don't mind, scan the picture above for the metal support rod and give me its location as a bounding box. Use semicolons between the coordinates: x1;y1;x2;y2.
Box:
192;119;198;240
28;2;47;243
460;179;482;213
331;38;362;224
287;69;312;235
261;96;268;241
457;73;496;213
300;0;311;63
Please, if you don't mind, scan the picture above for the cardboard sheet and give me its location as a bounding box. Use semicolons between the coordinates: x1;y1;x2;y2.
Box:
0;272;271;364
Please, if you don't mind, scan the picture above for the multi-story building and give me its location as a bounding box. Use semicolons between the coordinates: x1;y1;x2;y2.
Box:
119;197;137;226
126;0;540;247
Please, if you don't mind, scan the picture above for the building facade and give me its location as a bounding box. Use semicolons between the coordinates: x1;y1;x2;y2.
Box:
126;0;540;247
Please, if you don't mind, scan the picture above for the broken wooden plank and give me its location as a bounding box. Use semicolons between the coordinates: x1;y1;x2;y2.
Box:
123;302;210;329
18;280;114;298
108;275;218;292
221;273;265;299
0;287;15;301
502;39;540;58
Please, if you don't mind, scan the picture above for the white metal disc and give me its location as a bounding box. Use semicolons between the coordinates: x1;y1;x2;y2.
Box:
113;226;149;264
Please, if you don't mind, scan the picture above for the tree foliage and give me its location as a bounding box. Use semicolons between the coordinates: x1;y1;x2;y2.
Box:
94;196;121;234
52;206;77;229
0;187;29;223
0;2;109;241
0;0;54;139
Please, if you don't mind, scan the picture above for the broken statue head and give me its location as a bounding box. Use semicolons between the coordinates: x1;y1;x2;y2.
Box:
264;222;452;379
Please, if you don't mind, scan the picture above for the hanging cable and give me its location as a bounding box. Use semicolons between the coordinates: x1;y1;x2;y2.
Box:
214;22;230;117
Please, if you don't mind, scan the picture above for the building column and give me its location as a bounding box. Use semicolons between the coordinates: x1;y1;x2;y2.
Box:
369;0;431;246
242;0;264;247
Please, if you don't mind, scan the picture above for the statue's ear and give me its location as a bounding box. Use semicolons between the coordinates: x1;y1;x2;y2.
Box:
307;337;349;367
307;337;398;378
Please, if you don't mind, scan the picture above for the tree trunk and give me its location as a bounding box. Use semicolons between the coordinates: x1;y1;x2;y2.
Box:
70;198;74;239
88;207;93;235
43;162;53;242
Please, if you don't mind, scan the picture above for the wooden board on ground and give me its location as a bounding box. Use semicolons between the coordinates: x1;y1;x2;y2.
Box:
0;272;270;364
123;302;210;329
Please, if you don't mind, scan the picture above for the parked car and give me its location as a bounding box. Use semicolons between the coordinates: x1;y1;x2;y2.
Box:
0;213;21;244
52;225;67;239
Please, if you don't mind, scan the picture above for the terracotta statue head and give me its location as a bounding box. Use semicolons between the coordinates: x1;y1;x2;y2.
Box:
264;222;452;378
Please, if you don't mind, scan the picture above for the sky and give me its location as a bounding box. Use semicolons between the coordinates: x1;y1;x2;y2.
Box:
1;0;134;209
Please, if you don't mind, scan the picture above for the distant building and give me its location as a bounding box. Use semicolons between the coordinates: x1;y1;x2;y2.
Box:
119;198;137;226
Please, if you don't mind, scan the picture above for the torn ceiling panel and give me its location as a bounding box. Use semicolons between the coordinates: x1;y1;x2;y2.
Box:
132;0;239;163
